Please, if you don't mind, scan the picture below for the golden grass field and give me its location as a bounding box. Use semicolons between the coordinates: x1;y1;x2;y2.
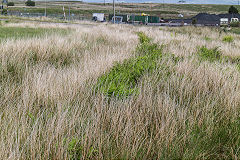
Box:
1;21;240;159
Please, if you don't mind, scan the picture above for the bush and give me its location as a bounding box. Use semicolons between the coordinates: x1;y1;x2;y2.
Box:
197;46;222;62
229;5;239;14
204;36;212;41
192;18;197;25
7;2;14;6
68;138;98;159
230;22;240;27
2;9;7;15
222;35;234;43
137;32;151;44
25;0;35;6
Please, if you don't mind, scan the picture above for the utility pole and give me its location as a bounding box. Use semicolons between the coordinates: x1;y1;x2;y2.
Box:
6;0;8;15
1;0;3;15
113;0;115;24
68;3;70;21
1;0;7;15
44;0;47;17
63;6;66;20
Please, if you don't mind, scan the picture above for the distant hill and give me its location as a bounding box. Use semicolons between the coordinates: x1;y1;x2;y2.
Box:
80;0;239;5
9;0;240;4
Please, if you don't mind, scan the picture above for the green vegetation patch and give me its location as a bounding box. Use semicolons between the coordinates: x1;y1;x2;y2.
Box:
186;119;240;159
68;137;98;160
0;59;26;84
231;28;240;34
222;35;234;43
204;36;212;41
0;26;69;40
96;32;163;97
161;111;240;159
197;46;222;62
197;46;240;73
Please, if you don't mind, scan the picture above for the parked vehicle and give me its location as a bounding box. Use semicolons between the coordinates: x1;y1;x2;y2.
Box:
220;18;229;26
231;18;239;23
129;15;148;24
111;16;124;24
92;13;105;22
148;16;160;23
109;14;129;23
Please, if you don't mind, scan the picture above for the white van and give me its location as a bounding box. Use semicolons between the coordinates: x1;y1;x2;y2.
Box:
231;18;239;23
220;18;228;26
92;13;105;22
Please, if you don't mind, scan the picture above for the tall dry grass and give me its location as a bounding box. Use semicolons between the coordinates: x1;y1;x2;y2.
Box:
1;22;240;159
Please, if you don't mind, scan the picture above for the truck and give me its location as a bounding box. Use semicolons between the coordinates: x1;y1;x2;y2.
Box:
129;15;148;24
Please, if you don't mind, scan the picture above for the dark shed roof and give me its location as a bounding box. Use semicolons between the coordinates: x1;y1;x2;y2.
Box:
192;13;220;25
218;14;240;19
192;13;240;25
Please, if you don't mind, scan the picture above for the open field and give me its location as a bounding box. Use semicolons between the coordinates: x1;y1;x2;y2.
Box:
1;20;240;159
5;1;240;19
0;25;69;39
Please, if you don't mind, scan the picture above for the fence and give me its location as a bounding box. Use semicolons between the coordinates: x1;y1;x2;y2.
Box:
7;11;89;21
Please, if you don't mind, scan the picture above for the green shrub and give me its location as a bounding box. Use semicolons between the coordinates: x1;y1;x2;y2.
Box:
229;5;239;14
231;28;240;34
96;32;163;97
7;2;14;6
230;22;240;27
204;36;212;41
197;46;222;62
237;64;240;71
137;32;151;44
2;9;7;15
68;138;98;159
197;46;240;73
25;0;35;6
222;35;234;43
68;138;83;159
192;18;197;25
